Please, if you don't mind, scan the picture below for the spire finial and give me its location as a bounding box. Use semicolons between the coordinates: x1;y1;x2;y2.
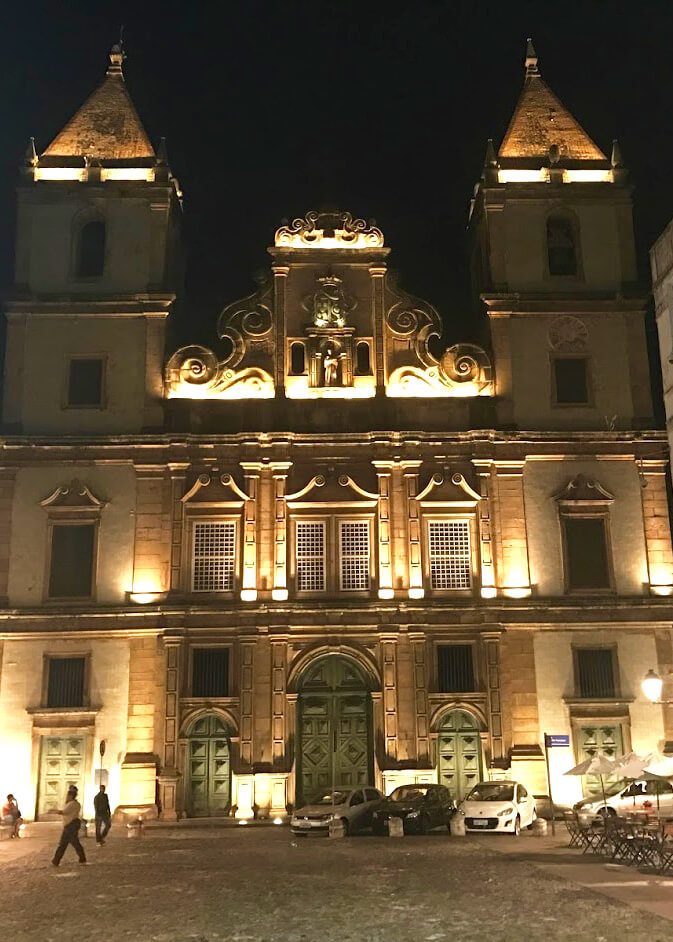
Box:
108;42;124;75
25;136;38;167
525;38;539;75
484;139;498;169
157;137;169;166
611;139;624;169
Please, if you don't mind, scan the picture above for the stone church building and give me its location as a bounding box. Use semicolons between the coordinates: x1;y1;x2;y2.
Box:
1;41;672;821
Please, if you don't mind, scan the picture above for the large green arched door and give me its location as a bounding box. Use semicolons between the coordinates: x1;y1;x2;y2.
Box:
437;710;483;802
186;714;231;816
297;657;372;806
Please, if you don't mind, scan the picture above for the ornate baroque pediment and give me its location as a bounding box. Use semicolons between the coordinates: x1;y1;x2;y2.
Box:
182;470;250;505
40;479;106;510
554;473;614;504
275;210;384;250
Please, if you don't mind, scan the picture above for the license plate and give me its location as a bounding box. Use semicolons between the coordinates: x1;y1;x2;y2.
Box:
295;820;312;828
471;819;488;827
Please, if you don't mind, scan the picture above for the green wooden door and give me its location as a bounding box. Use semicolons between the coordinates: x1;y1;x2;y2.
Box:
186;715;231;816
37;735;85;819
578;724;623;797
297;657;372;805
437;710;483;802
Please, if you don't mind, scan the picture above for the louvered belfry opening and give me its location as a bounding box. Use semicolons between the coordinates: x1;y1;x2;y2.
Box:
47;657;85;708
192;648;230;698
438;645;475;693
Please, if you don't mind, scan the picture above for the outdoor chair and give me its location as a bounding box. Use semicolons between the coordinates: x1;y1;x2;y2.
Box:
564;812;585;848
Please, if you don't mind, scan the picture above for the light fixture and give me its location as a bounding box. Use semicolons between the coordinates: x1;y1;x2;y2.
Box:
408;587;425;599
238;819;249;826
502;586;532;599
128;592;164;605
650;585;673;597
642;669;664;703
240;589;257;602
480;586;497;599
273;817;284;825
378;588;394;600
271;588;288;601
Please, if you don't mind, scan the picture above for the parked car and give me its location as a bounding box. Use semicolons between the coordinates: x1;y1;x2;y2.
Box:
291;787;383;836
457;780;536;835
574;779;673;818
372;784;455;835
533;794;572;821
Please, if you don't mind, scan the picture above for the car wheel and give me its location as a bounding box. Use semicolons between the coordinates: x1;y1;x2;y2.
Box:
598;806;616;818
513;815;521;837
341;818;350;837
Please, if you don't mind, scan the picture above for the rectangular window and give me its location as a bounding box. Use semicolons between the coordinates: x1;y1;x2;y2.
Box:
438;645;475;693
67;358;104;407
192;648;229;697
428;520;471;590
47;657;85;708
48;524;95;598
339;520;370;591
563;516;611;590
553;358;589;405
576;648;615;698
296;521;326;592
192;521;236;592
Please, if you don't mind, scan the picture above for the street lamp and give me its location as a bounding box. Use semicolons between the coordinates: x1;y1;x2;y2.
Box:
642;669;665;703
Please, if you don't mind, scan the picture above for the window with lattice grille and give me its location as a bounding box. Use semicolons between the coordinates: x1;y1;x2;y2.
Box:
339;520;370;591
428;520;471;590
296;521;326;592
192;521;236;592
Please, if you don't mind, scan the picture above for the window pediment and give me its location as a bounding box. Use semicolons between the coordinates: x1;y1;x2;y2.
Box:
286;466;378;506
182;470;248;506
416;470;481;505
554;473;614;506
40;479;106;512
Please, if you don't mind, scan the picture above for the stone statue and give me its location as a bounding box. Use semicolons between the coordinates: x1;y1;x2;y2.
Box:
322;346;339;386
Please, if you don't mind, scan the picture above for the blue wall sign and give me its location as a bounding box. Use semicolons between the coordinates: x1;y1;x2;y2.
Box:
545;734;570;748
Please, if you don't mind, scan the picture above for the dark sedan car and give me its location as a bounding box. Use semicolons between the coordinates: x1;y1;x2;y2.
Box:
372;783;455;835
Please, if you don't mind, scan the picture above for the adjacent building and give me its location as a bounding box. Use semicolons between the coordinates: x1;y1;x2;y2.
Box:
2;41;672;822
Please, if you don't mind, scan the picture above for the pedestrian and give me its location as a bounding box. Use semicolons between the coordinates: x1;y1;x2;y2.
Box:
1;794;23;838
51;785;86;867
94;783;111;845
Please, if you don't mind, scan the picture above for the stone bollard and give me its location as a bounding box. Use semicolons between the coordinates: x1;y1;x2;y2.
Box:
532;817;548;836
127;818;144;839
450;814;466;837
388;817;404;838
328;817;346;839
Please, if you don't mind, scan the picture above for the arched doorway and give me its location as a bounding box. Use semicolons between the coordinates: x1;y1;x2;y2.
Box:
297;656;373;806
185;714;231;816
437;709;483;801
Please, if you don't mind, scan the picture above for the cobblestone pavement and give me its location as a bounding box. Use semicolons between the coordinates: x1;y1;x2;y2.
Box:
1;824;671;942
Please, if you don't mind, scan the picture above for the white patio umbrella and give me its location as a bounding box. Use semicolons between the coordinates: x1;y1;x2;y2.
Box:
611;751;670;811
644;756;673;779
564;754;618;806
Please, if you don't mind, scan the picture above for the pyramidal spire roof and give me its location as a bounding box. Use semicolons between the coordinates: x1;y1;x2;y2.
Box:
42;45;155;160
499;40;606;162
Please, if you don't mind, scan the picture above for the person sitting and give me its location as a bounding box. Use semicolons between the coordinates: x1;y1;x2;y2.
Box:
2;794;23;838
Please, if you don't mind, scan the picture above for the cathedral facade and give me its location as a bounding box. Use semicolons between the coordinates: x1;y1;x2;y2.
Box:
2;42;673;822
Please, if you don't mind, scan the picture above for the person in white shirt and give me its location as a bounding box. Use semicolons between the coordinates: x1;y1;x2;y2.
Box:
51;785;86;866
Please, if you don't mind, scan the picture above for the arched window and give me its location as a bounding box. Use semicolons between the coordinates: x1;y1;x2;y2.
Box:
75;219;106;278
547;216;577;276
355;341;371;375
290;342;306;375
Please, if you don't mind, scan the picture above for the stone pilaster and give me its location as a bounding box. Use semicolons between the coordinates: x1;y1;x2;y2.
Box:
271;640;288;767
473;462;496;597
482;631;503;761
270;463;292;600
272;264;289;391
410;634;430;766
240;463;261;600
239;640;255;768
493;461;531;595
168;463;189;592
499;630;540;750
0;469;17;605
369;264;386;392
372;462;393;597
402;461;423;597
118;635;161;815
381;638;398;763
640;460;673;591
132;465;171;594
158;635;183;820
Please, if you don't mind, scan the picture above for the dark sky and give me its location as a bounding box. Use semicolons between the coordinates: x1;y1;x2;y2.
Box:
4;0;673;351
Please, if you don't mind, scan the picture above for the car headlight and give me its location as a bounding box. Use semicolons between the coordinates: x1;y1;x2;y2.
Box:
407;810;419;818
497;806;515;818
458;809;466;817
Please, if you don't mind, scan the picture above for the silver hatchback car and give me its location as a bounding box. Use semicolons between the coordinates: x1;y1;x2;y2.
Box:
291;787;383;836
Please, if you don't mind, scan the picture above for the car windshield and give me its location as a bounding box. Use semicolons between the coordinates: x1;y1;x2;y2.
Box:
389;786;431;801
466;783;514;802
312;791;349;806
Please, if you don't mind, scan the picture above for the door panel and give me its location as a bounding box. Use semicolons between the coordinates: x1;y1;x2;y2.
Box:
186;715;231;816
578;724;623;797
297;657;372;806
38;736;85;819
438;711;483;802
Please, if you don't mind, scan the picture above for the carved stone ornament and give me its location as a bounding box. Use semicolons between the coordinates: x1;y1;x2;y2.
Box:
275;210;384;249
387;344;493;398
548;315;589;352
303;275;355;329
40;479;106;510
165;344;275;399
553;473;614;504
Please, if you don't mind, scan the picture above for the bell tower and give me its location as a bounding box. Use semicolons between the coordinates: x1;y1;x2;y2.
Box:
469;41;651;431
3;44;183;434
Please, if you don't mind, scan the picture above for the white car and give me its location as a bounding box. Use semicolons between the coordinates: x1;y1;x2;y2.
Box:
291;787;383;836
574;779;673;818
458;780;536;836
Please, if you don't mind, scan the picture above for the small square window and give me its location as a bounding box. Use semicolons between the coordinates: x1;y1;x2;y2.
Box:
438;645;475;692
192;522;236;592
296;521;326;592
47;657;86;708
48;524;95;598
428;520;471;590
553;358;589;405
67;358;104;407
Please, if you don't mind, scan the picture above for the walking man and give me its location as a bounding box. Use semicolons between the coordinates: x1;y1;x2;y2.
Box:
51;785;86;867
94;784;111;845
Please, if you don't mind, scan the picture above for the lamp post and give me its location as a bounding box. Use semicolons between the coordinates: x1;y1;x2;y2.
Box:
641;669;672;703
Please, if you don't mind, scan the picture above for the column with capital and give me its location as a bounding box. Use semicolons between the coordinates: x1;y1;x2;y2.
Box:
240;463;261;601
402;461;424;598
271;463;292;601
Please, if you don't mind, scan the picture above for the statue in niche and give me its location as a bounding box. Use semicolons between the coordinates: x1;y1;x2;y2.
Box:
322;345;339;386
311;276;351;328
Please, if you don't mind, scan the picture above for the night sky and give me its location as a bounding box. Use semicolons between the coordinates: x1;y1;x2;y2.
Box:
4;0;673;353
